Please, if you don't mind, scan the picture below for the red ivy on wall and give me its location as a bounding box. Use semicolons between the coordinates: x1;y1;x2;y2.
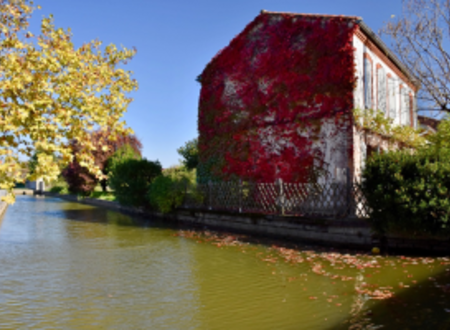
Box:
198;13;358;183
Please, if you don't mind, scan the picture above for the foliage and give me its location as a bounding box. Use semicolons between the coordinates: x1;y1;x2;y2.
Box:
426;115;450;152
381;0;450;112
177;138;199;170
88;191;116;202
353;108;426;147
148;166;198;213
107;144;141;171
0;1;138;204
49;185;68;194
28;153;38;175
61;157;97;195
361;147;450;237
63;130;142;193
92;130;142;191
198;12;357;183
108;146;162;207
49;176;69;194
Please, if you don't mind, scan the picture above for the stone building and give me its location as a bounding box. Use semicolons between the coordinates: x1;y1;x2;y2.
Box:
197;11;419;184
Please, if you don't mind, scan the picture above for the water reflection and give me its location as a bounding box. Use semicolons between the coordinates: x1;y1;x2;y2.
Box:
0;195;449;329
0;196;201;329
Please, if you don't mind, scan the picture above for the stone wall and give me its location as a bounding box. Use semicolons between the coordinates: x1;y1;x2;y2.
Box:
0;190;8;220
42;192;450;255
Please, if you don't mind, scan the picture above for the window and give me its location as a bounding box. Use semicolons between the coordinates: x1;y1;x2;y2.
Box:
364;56;372;109
377;66;386;114
401;86;410;126
388;76;396;122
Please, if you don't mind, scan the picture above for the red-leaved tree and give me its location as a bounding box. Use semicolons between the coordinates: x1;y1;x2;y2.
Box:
62;130;142;194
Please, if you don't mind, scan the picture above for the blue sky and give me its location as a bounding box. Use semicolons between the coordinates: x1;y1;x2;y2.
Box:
28;0;404;168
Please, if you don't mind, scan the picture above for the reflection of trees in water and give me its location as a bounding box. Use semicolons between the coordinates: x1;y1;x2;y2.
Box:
61;207;110;223
106;210;135;226
58;203;182;250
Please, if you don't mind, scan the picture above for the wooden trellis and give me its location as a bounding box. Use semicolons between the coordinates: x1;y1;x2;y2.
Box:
183;180;370;220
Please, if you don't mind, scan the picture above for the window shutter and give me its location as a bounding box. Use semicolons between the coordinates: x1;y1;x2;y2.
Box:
388;78;396;120
364;57;372;109
403;89;410;126
377;67;386;114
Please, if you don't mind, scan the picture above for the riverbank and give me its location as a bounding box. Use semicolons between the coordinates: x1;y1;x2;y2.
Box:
0;190;8;221
42;192;450;255
0;198;7;219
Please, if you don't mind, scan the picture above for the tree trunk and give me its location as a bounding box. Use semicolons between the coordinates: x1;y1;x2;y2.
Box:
100;179;107;192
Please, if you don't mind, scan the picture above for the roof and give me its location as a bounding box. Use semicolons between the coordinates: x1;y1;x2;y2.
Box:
259;10;361;21
418;115;440;132
198;10;418;88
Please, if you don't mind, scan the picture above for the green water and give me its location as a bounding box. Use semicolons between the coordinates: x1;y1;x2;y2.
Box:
1;195;450;329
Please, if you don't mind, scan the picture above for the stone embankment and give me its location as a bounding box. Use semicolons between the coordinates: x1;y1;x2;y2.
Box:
0;190;8;219
13;189;34;195
42;192;450;255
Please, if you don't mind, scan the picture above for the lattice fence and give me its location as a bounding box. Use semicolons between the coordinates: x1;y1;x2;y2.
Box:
182;180;370;220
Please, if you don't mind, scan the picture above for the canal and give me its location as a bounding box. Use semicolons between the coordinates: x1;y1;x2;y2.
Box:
1;195;450;329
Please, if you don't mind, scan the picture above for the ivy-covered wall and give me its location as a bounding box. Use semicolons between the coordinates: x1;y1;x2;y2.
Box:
198;13;358;183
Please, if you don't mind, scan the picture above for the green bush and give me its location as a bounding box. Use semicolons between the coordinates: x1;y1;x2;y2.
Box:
88;191;116;202
177;138;198;170
107;144;141;170
147;166;199;213
108;147;162;207
49;185;68;194
49;176;69;194
362;148;450;237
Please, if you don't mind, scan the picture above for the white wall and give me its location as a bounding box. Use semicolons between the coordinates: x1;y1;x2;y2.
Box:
25;178;45;191
352;34;417;180
353;35;416;128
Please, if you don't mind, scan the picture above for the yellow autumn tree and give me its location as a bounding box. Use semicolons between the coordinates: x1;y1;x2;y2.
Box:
0;1;138;203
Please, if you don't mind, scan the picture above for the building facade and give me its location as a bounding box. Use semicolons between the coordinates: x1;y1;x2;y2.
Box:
197;11;419;184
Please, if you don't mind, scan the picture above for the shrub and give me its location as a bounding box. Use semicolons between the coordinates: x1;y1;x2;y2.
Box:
61;132;143;194
177;138;198;170
49;177;69;194
88;191;116;201
61;161;97;195
362;148;450;237
109;146;162;207
148;166;198;213
107;144;141;170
